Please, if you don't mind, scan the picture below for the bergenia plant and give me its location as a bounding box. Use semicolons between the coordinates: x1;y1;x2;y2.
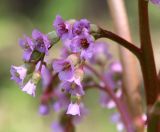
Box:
10;0;160;132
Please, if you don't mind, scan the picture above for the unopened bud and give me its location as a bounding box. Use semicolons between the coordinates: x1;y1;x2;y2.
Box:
74;68;84;82
90;24;100;34
47;31;60;45
70;95;77;104
70;94;82;104
67;54;80;66
30;50;42;62
32;72;41;84
67;19;76;25
25;63;35;74
90;24;101;39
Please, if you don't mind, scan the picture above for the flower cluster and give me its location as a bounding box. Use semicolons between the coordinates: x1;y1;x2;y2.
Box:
19;29;51;62
10;15;123;132
100;61;122;109
10;29;54;97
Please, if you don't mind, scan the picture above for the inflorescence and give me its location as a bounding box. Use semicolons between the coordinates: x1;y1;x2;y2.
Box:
10;15;124;131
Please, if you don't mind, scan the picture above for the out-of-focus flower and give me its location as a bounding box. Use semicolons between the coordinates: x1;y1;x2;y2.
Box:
100;91;115;109
66;102;80;116
10;65;27;86
41;65;52;87
60;46;71;58
39;104;50;115
100;61;122;108
53;59;74;81
73;103;88;124
104;61;123;88
53;88;69;112
104;71;117;89
110;61;123;74
89;42;112;65
111;113;124;132
52;122;64;132
150;0;160;5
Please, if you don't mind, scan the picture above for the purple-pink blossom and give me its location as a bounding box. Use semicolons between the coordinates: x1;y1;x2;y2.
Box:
19;36;35;61
100;91;116;109
60;81;84;96
10;65;27;86
111;113;124;132
39;104;50;115
89;42;112;64
52;122;64;132
52;59;74;81
40;65;52;87
53;88;69;112
32;29;50;54
72;19;90;37
53;15;71;40
66;102;80;116
70;34;94;60
110;61;123;73
11;15;130;132
22;80;36;97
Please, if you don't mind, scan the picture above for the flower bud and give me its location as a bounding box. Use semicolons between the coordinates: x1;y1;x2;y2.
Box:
74;68;84;82
70;94;82;104
67;19;76;25
32;72;41;84
21;72;41;97
90;24;101;39
67;54;80;66
47;31;60;45
30;50;42;62
66;102;80;116
90;24;100;34
70;95;77;104
24;63;35;74
10;65;27;86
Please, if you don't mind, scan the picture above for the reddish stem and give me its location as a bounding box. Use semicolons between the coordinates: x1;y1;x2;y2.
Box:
138;0;159;106
84;63;134;132
138;1;160;131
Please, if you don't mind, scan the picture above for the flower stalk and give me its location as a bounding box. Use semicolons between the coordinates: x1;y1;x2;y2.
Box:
96;28;141;59
107;0;144;131
138;0;160;131
138;0;159;106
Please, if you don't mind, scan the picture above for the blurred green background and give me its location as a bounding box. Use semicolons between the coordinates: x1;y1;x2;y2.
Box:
0;0;160;132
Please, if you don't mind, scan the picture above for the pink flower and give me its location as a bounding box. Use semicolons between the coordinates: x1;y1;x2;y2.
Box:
66;102;80;116
10;65;27;86
22;80;36;97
